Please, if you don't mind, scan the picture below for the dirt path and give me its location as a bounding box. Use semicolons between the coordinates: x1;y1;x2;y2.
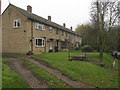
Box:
87;61;118;72
7;57;48;88
24;57;93;88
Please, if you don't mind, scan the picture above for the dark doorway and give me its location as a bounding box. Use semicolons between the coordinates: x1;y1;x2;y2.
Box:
55;40;59;52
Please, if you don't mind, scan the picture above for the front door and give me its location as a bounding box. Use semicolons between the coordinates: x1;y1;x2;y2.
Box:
55;40;59;52
50;41;52;50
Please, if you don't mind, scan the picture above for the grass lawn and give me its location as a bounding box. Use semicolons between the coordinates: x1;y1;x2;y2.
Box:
33;52;118;88
87;52;119;70
21;58;71;88
2;58;29;88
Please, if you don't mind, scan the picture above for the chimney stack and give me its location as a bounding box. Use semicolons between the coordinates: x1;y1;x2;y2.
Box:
63;23;66;27
48;16;51;21
27;5;32;12
70;26;73;30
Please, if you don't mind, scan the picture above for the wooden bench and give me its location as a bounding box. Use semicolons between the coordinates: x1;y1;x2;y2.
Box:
69;55;86;61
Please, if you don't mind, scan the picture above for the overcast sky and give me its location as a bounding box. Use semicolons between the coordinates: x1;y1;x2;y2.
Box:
2;0;92;30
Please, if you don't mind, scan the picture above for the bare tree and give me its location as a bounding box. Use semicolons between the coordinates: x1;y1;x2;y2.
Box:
90;0;120;58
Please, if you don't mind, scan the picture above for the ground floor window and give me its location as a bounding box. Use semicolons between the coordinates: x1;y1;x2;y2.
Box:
61;41;67;49
35;38;45;47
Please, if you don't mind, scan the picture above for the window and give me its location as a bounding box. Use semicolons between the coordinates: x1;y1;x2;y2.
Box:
56;29;59;34
61;31;64;36
49;26;53;33
35;38;45;47
35;22;45;30
69;33;71;37
13;20;21;28
66;32;67;37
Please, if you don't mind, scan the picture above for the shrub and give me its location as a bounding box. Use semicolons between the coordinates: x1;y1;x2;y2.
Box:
74;47;81;50
81;45;93;52
61;49;69;52
26;51;33;55
49;49;54;52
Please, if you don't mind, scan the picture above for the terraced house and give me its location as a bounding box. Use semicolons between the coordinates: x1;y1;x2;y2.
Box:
2;4;82;54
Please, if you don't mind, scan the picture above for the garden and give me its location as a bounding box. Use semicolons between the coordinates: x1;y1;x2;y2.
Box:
33;51;119;88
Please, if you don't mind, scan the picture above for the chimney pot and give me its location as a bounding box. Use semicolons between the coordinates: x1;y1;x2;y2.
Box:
63;23;66;27
70;26;73;30
48;16;51;21
27;5;32;12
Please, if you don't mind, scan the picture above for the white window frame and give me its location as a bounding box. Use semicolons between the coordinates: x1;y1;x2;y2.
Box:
69;33;71;37
35;38;45;47
61;31;64;36
49;26;53;33
56;29;59;34
35;22;45;30
13;20;21;28
66;32;68;37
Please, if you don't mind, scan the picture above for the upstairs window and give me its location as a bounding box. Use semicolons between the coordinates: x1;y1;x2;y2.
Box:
35;23;45;30
35;38;45;47
56;29;59;34
13;20;21;28
66;32;68;37
49;26;53;33
61;31;64;36
69;33;71;37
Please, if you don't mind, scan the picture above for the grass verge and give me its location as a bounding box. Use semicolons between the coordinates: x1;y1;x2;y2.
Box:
21;58;71;88
33;52;118;88
2;58;29;88
87;53;119;70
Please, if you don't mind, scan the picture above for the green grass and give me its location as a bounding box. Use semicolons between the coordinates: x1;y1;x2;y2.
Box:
33;52;118;88
21;58;71;88
2;58;29;88
87;53;119;70
69;51;84;57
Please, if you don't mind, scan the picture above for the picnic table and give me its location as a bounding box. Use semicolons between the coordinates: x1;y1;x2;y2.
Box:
69;52;92;61
70;54;86;61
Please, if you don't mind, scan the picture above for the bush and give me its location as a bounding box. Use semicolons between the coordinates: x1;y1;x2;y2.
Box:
26;51;33;55
49;49;54;52
81;45;93;52
74;47;81;50
60;49;69;52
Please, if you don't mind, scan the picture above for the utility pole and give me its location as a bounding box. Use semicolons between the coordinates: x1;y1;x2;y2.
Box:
0;1;1;90
0;0;1;14
68;34;72;61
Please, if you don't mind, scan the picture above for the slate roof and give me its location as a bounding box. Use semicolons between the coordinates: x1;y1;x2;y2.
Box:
10;4;81;37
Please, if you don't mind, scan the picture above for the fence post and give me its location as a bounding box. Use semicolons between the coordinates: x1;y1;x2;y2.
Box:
111;61;115;80
68;49;71;61
85;51;86;61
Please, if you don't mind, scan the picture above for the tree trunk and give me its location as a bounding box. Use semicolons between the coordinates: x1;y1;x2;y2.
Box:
96;1;100;52
99;36;103;58
99;48;103;58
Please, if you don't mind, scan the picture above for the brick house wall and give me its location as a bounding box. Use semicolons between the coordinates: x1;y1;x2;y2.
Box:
2;4;82;54
2;5;31;54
